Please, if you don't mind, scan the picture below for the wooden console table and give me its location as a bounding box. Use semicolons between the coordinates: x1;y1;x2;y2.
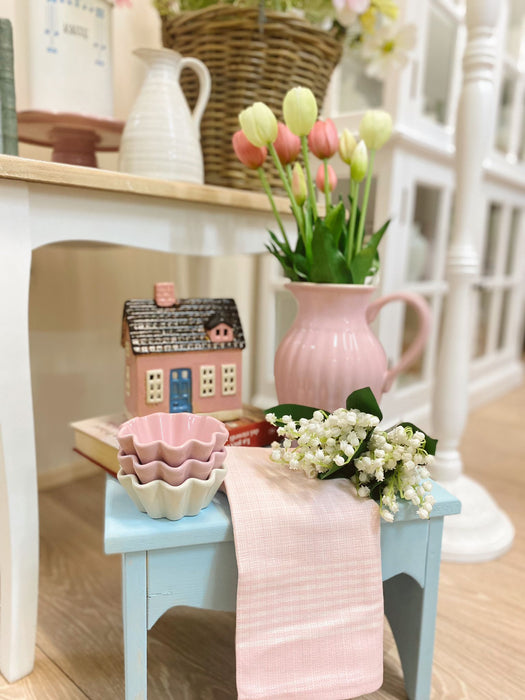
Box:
0;155;292;682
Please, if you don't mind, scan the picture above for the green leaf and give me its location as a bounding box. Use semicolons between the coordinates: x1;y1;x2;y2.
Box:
399;422;438;455
292;253;309;280
323;201;346;248
318;460;357;480
294;233;306;257
349;246;376;284
365;219;390;253
265;402;324;421
349;220;391;283
310;219;352;283
265;244;299;282
268;229;292;256
345;386;383;421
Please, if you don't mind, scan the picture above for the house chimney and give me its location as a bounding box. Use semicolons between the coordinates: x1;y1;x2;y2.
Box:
154;282;177;307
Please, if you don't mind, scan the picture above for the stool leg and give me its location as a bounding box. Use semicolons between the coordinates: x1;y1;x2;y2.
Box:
122;551;148;700
383;518;444;700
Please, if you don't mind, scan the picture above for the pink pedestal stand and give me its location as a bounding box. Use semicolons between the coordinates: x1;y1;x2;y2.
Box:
17;110;124;167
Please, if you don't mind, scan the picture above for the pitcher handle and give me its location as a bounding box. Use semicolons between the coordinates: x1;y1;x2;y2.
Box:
366;291;431;393
179;57;211;132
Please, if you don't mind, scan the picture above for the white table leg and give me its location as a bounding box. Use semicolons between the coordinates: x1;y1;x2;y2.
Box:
0;183;38;681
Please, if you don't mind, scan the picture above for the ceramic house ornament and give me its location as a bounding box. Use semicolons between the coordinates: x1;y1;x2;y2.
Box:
122;283;245;420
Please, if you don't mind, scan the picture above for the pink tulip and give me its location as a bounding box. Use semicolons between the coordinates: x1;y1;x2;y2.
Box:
316;163;337;192
232;130;268;169
308;119;339;160
273;122;301;165
115;0;132;7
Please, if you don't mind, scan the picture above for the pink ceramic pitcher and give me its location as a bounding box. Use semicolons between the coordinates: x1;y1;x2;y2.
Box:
274;283;431;411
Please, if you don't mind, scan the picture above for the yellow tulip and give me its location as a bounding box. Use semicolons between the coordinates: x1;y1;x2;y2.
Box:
239;102;278;147
360;7;377;34
373;0;399;21
282;87;318;137
339;129;357;165
350;141;369;182
291;162;307;205
359;110;393;150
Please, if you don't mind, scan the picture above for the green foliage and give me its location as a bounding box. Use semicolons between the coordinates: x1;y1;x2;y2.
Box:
266;197;390;285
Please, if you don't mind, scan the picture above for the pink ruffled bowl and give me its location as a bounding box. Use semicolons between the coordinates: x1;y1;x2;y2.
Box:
117;447;227;486
117;412;229;465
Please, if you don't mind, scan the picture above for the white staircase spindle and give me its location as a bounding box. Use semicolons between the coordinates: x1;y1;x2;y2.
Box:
431;0;514;561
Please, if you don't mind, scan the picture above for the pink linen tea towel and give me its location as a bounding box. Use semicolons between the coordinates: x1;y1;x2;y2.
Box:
223;446;383;700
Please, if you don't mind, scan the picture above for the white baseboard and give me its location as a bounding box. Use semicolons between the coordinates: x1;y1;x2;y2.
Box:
37;457;100;492
468;360;524;409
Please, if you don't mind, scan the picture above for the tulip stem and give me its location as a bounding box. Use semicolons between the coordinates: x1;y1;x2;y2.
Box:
285;163;293;187
268;143;305;241
301;136;318;220
257;167;291;249
347;179;359;265
355;149;375;253
323;160;331;212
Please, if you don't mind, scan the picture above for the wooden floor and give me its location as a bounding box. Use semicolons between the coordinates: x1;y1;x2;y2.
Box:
1;384;524;699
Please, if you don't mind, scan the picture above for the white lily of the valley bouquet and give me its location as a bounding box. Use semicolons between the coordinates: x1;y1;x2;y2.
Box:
266;387;436;522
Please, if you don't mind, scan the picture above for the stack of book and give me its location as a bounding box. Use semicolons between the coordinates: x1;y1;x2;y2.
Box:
0;19;18;155
71;407;279;476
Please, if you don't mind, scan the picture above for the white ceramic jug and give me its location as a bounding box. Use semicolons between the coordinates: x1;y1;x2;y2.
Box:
119;48;211;183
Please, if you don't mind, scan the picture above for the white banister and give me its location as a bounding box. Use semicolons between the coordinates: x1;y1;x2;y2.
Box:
431;0;515;561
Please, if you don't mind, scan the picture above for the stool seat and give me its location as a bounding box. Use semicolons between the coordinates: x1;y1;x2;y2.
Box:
104;475;460;700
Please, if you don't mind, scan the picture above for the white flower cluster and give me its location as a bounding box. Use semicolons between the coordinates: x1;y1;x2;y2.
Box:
266;408;380;479
353;425;434;521
266;410;435;522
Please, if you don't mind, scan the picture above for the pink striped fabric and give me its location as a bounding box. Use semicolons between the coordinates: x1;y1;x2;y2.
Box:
223;446;383;700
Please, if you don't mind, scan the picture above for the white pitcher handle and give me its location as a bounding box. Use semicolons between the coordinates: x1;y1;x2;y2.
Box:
179;57;211;132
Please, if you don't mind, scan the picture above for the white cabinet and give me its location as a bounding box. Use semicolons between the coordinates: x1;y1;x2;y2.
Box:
251;0;524;427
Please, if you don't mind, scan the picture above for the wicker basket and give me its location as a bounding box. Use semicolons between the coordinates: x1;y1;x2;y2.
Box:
157;5;344;192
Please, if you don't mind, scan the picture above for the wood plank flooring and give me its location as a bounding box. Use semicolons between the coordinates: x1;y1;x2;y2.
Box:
1;384;524;699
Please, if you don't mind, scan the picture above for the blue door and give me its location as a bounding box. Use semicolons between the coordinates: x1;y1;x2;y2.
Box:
170;368;192;413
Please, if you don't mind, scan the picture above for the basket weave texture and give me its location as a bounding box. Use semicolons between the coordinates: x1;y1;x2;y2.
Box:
159;5;343;192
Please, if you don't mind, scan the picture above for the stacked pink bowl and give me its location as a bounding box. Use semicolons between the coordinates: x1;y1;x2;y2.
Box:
116;412;229;520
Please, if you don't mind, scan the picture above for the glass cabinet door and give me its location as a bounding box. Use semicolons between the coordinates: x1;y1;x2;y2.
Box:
474;199;524;364
422;1;459;126
406;185;442;282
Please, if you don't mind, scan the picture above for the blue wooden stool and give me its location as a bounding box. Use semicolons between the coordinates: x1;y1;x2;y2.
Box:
104;475;460;700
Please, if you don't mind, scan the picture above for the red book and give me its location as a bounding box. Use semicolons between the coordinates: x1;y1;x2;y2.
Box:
224;406;278;447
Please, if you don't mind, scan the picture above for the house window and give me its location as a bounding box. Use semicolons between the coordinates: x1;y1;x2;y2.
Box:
222;364;237;395
146;369;163;404
200;365;216;397
207;322;234;344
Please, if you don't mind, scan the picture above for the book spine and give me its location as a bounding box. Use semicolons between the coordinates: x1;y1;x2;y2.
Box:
226;421;278;447
0;19;18;156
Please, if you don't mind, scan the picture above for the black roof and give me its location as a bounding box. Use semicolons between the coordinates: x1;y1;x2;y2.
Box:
122;298;246;355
